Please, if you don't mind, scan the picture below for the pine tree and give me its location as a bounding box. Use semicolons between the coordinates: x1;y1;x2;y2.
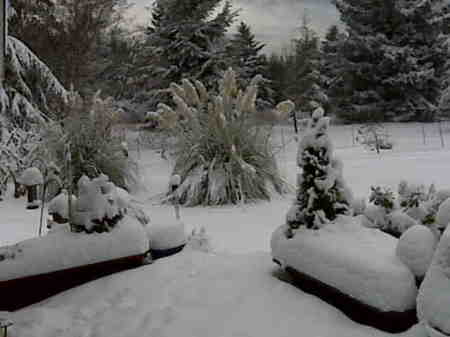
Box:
227;21;273;109
137;0;238;110
286;105;352;235
288;13;326;114
333;0;450;122
320;24;346;116
2;36;67;129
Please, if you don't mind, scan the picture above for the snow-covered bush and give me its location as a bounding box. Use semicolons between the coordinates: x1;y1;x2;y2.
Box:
417;225;450;335
366;185;428;237
70;175;123;233
48;189;77;226
42;91;138;192
285;105;352;234
396;225;437;280
186;227;212;253
157;68;294;206
369;186;395;211
356;124;393;153
436;198;450;233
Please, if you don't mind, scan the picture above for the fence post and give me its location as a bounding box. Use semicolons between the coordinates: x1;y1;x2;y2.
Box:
351;124;355;146
439;120;445;148
422;123;426;146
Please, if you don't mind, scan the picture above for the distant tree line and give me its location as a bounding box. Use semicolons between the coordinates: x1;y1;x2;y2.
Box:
6;0;450;123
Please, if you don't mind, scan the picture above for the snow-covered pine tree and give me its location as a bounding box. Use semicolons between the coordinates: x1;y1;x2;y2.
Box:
0;34;67;197
289;13;327;114
320;24;346;116
136;0;238;110
286;105;352;235
333;0;450;122
2;36;67;130
227;21;273;109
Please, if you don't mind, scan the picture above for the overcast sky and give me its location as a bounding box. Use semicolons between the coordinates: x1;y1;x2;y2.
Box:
126;0;341;54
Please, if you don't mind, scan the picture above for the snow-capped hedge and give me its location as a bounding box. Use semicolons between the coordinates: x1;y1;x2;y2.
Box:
271;216;418;312
0;216;148;282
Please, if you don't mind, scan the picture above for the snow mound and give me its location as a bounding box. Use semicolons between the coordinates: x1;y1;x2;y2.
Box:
396;225;437;278
363;204;387;227
387;210;419;234
417;225;450;335
271;216;417;311
436;197;450;230
0;216;148;281
18;167;43;186
146;220;186;250
48;191;77;219
405;205;428;223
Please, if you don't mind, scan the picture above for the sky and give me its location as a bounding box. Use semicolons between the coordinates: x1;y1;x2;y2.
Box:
126;0;341;54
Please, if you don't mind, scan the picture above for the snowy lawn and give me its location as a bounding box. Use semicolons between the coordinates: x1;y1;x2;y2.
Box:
1;123;450;336
7;249;427;337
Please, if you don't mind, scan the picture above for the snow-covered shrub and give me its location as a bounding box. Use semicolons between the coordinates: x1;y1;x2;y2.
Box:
386;210;419;237
71;175;125;233
436;198;450;233
157;68;294;206
363;203;388;228
396;225;437;280
48;189;78;224
367;185;424;236
186;227;212;253
285;105;353;234
417;226;450;335
369;186;395;211
42;91;138;192
356;123;393;153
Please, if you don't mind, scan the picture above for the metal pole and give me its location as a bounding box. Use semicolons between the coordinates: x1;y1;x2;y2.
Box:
0;0;6;84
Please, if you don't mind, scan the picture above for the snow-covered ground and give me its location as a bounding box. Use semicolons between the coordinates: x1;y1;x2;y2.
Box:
1;123;450;337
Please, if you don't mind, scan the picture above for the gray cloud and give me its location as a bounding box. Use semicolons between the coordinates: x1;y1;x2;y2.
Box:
127;0;340;53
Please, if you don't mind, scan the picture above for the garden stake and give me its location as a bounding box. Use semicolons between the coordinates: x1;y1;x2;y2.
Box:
38;167;48;237
170;175;181;220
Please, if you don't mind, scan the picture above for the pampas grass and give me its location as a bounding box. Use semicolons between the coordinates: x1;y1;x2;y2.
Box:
43;91;139;192
158;68;295;206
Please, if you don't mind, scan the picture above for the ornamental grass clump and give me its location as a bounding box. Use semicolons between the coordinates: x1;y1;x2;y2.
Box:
43;91;138;193
158;68;294;206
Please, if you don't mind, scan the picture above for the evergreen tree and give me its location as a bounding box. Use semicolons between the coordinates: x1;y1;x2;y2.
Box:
137;0;238;110
286;105;352;235
288;13;326;114
227;21;273;109
10;0;131;96
334;0;450;122
2;36;67;130
320;24;346;116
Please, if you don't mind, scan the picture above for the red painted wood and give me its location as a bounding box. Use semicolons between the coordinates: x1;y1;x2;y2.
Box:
0;254;145;311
